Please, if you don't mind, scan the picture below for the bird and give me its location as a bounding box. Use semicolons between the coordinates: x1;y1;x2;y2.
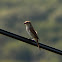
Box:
24;21;40;49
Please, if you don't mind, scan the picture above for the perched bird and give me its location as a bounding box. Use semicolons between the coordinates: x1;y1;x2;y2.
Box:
24;21;40;49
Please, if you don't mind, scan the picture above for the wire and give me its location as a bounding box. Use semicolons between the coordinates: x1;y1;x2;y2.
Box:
0;29;62;55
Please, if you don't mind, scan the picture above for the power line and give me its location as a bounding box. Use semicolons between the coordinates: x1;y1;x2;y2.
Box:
0;29;62;55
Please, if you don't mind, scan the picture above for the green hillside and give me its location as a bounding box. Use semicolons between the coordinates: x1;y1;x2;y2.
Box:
0;0;62;62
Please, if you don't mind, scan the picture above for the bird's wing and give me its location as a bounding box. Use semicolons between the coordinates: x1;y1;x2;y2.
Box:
30;27;39;39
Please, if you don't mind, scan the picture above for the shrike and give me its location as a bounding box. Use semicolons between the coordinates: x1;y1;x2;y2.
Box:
24;21;40;49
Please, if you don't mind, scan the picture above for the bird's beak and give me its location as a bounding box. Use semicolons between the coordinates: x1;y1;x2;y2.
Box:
24;22;26;24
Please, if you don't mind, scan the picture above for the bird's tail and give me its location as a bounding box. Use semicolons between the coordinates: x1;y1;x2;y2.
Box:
36;39;40;50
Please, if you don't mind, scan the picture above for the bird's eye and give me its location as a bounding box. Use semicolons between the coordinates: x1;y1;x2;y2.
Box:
27;22;28;23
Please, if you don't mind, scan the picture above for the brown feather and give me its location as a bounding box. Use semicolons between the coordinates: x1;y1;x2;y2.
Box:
30;26;39;39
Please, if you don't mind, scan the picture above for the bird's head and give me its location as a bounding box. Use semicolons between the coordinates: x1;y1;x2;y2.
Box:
24;21;31;26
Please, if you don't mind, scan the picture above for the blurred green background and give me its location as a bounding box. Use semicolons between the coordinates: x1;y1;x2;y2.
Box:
0;0;62;62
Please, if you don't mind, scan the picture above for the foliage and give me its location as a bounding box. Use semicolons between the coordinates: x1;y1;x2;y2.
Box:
0;0;62;62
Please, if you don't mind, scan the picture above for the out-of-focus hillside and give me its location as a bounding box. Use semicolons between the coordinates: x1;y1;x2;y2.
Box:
0;0;62;62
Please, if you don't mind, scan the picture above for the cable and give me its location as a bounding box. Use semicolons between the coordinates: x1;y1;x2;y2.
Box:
0;29;62;55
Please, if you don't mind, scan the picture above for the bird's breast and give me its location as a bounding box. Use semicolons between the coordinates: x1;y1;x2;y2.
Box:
26;26;34;37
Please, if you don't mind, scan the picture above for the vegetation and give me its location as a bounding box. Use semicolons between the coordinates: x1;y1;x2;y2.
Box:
0;0;62;62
